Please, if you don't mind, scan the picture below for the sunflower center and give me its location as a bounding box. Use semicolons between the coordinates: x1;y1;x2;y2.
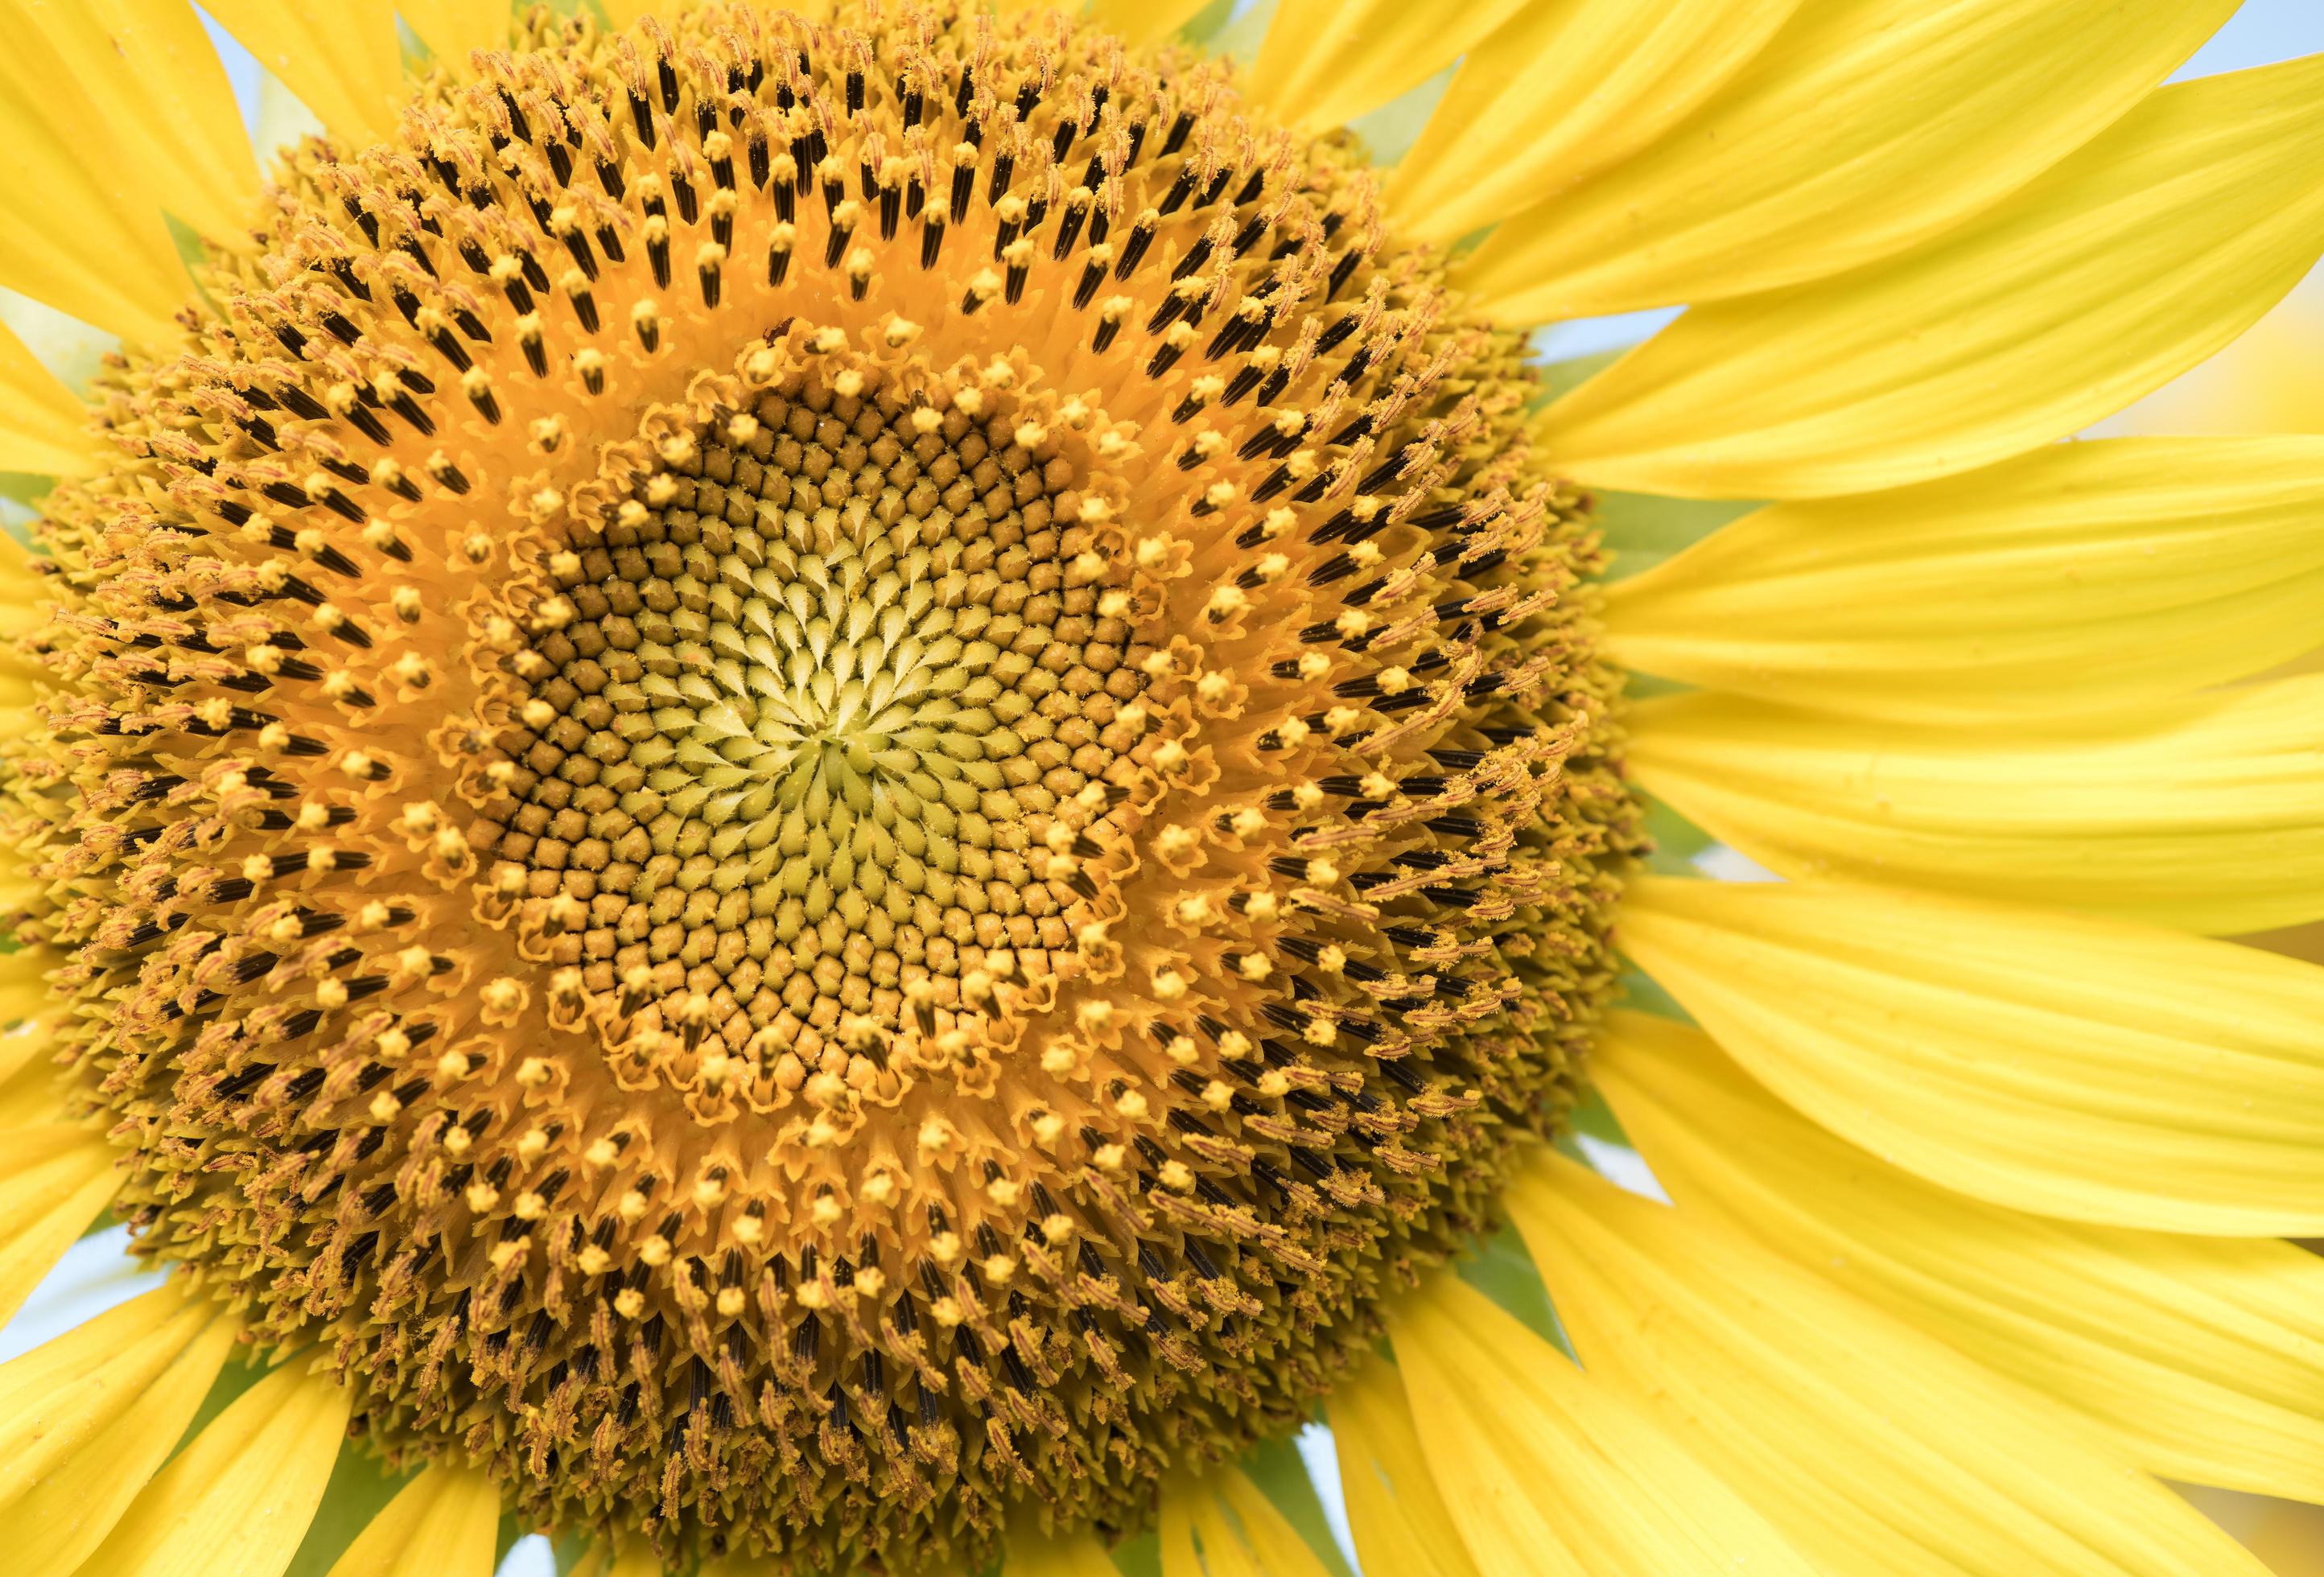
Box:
5;2;1639;1570
495;358;1144;1078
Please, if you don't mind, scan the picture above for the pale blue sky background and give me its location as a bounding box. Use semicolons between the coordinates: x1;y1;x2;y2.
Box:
24;6;2324;1575
2180;0;2324;76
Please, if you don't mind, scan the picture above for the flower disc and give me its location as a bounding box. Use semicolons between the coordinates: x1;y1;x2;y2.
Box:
3;2;1638;1568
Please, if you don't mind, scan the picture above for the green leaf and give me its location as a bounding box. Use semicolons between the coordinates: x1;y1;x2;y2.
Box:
1457;1223;1575;1361
1593;489;1757;582
1346;67;1452;169
0;472;60;509
1112;1529;1164;1577
1564;1081;1635;1150
171;1348;269;1460
495;1509;531;1563
164;212;214;278
1242;1434;1358;1577
1642;795;1716;875
1208;0;1279;64
0;288;117;393
1178;0;1241;45
1533;347;1626;406
1615;965;1693;1023
284;1443;419;1577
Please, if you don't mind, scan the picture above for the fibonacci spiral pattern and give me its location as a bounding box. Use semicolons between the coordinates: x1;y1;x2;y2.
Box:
3;2;1638;1567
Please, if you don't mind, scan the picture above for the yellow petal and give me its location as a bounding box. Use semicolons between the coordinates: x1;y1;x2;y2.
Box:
0;963;54;1014
0;1021;59;1099
1630;677;2324;936
1160;1493;1239;1577
1217;1469;1337;1577
0;316;96;477
1387;1274;1814;1575
1325;1352;1481;1577
324;1464;500;1577
1540;54;2324;500
1244;0;1530;134
0;22;196;340
396;1;512;69
1005;1529;1123;1577
0;1124;122;1327
6;0;260;244
201;0;405;147
2115;290;2324;439
1509;1152;2268;1575
0;999;72;1133
0;1278;237;1572
1621;875;2324;1234
1465;0;2235;320
1597;1011;2324;1501
1387;0;1800;245
1159;1468;1331;1577
84;1355;353;1577
1605;435;2324;723
1085;0;1215;47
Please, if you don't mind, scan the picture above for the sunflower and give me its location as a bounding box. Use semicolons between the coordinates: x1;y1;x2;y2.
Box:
1;0;2322;1573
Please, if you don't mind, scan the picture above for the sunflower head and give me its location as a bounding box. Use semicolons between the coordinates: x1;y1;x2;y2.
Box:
6;1;1635;1566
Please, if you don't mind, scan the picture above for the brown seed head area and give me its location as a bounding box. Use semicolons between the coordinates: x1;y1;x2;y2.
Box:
6;2;1638;1569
